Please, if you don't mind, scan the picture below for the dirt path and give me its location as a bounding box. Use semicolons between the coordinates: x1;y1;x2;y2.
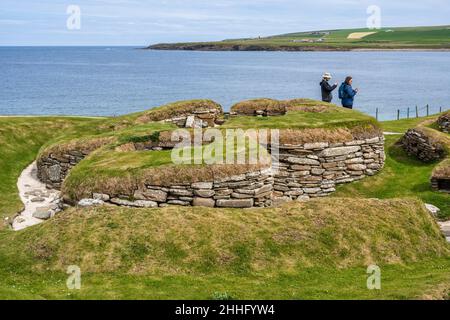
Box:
438;221;450;243
12;162;61;231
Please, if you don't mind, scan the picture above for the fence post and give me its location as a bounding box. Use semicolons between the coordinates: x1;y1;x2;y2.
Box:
375;108;378;121
426;104;429;116
397;109;400;120
415;105;418;118
407;107;410;119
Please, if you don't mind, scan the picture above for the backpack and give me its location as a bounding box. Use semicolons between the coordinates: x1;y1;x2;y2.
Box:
338;83;346;100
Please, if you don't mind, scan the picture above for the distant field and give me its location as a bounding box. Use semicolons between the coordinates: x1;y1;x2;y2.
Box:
148;25;450;51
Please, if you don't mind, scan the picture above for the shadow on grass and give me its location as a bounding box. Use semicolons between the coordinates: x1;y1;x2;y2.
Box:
411;182;435;193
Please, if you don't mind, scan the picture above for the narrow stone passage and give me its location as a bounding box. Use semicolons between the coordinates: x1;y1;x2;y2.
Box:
12;162;61;231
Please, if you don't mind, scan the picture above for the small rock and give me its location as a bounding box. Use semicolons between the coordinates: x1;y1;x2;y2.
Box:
191;182;213;190
297;195;311;202
93;193;110;201
15;217;26;223
31;197;45;203
32;207;52;220
78;198;104;207
425;203;440;216
110;198;157;208
216;199;254;208
194;189;215;198
47;164;61;182
193;197;215;207
134;189;167;202
272;196;292;206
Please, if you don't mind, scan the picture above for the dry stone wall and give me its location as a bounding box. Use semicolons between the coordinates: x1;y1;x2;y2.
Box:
163;109;222;128
401;129;446;162
431;176;450;192
437;113;450;133
272;136;385;202
37;136;386;208
80;169;274;208
37;150;88;189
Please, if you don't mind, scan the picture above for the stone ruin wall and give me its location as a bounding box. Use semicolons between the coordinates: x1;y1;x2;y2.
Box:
84;169;274;209
401;129;446;162
272;136;385;202
37;150;87;190
162;109;223;128
37;136;385;208
437;113;449;133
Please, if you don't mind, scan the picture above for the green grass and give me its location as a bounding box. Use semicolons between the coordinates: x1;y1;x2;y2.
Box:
381;115;441;133
223;109;377;130
0;198;449;299
1;260;450;300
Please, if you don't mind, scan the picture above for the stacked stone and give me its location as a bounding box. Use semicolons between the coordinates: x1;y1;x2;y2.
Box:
401;129;445;162
437;113;449;133
37;150;87;189
164;109;222;128
431;177;450;192
83;169;274;209
272;136;385;202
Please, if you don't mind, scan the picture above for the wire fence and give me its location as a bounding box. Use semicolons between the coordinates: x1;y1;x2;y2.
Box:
370;105;449;121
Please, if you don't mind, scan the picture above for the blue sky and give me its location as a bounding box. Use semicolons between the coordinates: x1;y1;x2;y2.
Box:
1;0;449;46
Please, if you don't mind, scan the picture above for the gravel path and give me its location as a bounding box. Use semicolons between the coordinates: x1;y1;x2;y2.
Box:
438;221;450;243
12;162;61;231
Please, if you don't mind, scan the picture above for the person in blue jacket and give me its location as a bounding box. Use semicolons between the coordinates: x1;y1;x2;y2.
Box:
338;76;359;109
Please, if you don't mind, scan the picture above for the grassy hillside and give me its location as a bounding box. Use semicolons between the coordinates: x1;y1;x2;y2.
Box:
1;198;449;299
148;25;450;51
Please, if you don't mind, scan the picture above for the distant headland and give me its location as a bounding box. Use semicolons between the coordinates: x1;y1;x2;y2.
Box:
147;25;450;51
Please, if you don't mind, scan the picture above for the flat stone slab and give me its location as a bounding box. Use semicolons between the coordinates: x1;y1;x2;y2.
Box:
216;199;254;208
319;146;361;157
78;198;104;207
193;197;215;207
110;198;158;208
32;206;53;220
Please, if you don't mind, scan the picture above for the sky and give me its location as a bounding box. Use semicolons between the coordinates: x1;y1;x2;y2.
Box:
1;0;449;46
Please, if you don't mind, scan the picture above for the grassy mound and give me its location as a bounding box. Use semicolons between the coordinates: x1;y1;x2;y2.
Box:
231;98;287;115
225;100;378;129
284;98;342;113
2;198;447;275
62;138;271;201
433;158;450;179
36;98;382;201
136;99;223;123
39;122;177;159
225;99;381;144
230;98;344;116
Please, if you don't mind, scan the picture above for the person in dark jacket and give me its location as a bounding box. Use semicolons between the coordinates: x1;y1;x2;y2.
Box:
339;76;359;109
320;72;338;103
